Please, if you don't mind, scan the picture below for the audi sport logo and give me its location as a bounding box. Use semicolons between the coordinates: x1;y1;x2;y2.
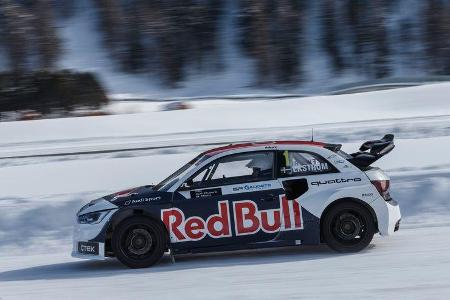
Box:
161;196;303;242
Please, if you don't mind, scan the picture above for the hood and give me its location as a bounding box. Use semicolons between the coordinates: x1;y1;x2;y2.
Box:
103;185;171;207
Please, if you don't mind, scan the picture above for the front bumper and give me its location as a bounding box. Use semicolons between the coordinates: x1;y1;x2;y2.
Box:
71;209;117;260
370;198;401;236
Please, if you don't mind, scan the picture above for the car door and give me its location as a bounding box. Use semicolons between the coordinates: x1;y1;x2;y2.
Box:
275;150;339;243
168;151;285;251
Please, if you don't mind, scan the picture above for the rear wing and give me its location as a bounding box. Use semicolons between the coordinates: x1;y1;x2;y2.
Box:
348;134;395;169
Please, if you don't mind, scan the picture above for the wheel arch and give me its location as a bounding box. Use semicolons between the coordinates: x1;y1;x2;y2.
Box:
105;208;170;256
320;197;378;240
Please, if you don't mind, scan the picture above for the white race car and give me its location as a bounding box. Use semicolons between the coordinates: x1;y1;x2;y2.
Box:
73;135;401;268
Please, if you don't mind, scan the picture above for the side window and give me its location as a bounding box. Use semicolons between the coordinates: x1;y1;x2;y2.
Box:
277;150;337;177
183;151;275;189
190;165;213;186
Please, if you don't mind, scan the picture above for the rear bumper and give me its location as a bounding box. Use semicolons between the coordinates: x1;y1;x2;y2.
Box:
370;197;401;236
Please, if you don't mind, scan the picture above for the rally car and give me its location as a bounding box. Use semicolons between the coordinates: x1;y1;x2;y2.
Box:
72;134;401;268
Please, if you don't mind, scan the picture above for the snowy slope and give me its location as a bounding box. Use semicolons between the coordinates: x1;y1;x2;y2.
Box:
1;82;449;156
1;226;450;300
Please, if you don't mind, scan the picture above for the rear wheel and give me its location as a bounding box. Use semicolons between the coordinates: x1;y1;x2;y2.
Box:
322;202;375;252
112;216;167;268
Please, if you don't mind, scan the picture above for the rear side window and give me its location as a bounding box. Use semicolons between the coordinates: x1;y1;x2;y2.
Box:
277;150;337;177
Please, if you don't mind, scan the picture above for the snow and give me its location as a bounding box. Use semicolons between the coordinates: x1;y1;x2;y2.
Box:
1;227;450;299
1;82;449;154
1;84;450;299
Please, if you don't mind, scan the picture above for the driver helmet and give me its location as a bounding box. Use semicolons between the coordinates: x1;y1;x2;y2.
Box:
246;154;272;171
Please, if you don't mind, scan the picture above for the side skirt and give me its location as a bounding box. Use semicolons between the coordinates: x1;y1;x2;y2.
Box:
172;239;317;255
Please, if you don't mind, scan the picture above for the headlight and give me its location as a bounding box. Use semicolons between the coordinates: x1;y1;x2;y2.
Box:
78;198;104;215
78;210;113;224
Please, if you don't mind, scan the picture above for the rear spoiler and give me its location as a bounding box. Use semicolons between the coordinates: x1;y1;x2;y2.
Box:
348;134;395;169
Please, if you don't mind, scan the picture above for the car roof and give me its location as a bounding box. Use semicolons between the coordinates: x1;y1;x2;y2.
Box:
202;140;328;157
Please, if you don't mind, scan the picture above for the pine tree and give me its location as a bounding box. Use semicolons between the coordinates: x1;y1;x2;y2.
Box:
111;0;224;86
424;0;450;75
346;0;371;73
274;0;303;84
371;0;390;78
238;0;304;86
0;0;34;74
95;0;126;68
442;3;450;75
245;0;272;85
55;0;76;18
33;0;61;70
322;0;344;73
121;1;146;72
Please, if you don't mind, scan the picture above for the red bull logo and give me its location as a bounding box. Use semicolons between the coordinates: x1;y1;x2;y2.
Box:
161;195;303;242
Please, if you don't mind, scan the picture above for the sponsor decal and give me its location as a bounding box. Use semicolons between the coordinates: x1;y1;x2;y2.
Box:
232;183;272;193
311;177;362;186
293;161;329;173
281;151;331;175
191;188;222;199
78;241;99;255
124;196;162;206
161;196;303;243
324;155;351;168
362;193;374;197
331;159;350;168
264;145;277;150
280;162;330;175
162;201;232;242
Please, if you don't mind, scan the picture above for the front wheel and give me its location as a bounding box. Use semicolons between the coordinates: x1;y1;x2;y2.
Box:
322;202;375;252
112;216;167;268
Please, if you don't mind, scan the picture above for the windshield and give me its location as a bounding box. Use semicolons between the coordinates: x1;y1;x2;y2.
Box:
153;154;207;191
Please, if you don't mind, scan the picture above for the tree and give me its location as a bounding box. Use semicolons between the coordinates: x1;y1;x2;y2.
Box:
33;0;61;70
371;0;391;78
95;0;126;68
238;0;304;86
0;0;34;74
424;0;450;75
322;0;345;73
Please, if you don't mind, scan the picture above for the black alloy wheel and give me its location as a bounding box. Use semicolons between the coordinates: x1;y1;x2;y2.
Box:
112;216;167;268
322;202;376;252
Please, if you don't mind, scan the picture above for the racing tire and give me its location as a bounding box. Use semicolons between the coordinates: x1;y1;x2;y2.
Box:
321;202;375;253
112;216;167;268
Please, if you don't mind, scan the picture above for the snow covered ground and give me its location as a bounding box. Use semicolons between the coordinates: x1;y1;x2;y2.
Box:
1;82;449;159
1;226;450;300
1;84;450;299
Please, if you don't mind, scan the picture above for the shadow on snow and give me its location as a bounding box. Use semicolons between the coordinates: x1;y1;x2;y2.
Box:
0;244;368;282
